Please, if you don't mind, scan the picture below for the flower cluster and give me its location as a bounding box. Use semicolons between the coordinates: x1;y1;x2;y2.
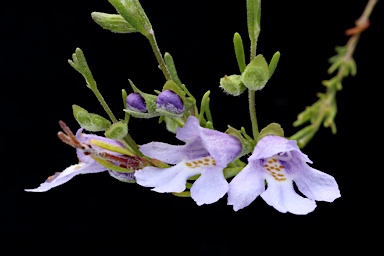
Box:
27;116;340;215
25;0;356;215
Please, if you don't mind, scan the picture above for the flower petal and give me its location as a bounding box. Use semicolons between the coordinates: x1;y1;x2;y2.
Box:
134;165;180;188
153;163;201;193
76;129;126;163
294;165;341;202
135;161;201;193
190;166;229;205
199;128;242;167
261;179;317;215
250;135;306;162
175;116;200;142
139;142;189;164
25;162;107;192
227;162;266;211
108;170;136;183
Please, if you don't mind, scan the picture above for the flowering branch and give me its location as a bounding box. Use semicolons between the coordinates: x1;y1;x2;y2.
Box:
290;0;378;148
25;0;377;214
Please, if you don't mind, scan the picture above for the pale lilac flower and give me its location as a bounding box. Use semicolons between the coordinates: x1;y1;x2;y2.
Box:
228;135;340;214
134;116;242;205
25;129;135;192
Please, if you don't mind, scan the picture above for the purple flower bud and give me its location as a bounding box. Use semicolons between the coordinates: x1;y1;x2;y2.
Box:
156;90;184;114
126;93;147;113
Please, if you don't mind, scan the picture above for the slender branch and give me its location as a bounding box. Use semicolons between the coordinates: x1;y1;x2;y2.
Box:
290;0;378;148
146;30;171;81
248;90;259;139
91;87;118;123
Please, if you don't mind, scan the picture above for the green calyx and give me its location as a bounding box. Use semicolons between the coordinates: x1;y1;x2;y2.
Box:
220;75;246;96
105;121;128;140
257;123;284;141
241;54;270;91
72;104;111;132
91;12;138;33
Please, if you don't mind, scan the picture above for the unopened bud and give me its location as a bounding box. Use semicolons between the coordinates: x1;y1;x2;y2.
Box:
126;93;148;113
156;90;184;115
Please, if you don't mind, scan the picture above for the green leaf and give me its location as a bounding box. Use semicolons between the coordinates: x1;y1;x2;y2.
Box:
163;116;183;133
91;12;138;33
68;48;97;89
268;51;280;78
72;105;111;132
289;126;316;148
233;32;246;73
226;126;254;158
164;52;183;89
246;0;261;45
108;0;152;37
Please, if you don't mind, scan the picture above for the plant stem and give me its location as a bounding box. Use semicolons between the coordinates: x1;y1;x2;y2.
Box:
147;30;171;81
92;87;118;123
248;89;259;139
123;133;143;157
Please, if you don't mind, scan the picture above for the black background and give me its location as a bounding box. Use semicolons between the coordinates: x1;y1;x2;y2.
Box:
1;0;382;254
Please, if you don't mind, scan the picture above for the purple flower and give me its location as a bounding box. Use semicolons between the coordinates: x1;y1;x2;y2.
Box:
134;116;242;205
156;89;184;114
25;129;135;192
228;135;340;214
126;93;147;112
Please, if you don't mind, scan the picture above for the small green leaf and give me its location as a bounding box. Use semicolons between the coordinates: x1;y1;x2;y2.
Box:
89;113;112;130
164;53;183;89
91;12;138;33
289;126;316;148
122;89;130;124
108;0;152;37
226;126;254;158
72;105;111;132
68;48;97;90
268;51;280;78
246;0;261;45
233;32;246;73
163;116;183;133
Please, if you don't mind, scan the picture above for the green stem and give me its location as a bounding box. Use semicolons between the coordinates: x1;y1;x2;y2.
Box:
93;87;142;156
147;31;171;81
248;89;259;139
92;87;118;123
123;133;143;157
250;39;257;61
